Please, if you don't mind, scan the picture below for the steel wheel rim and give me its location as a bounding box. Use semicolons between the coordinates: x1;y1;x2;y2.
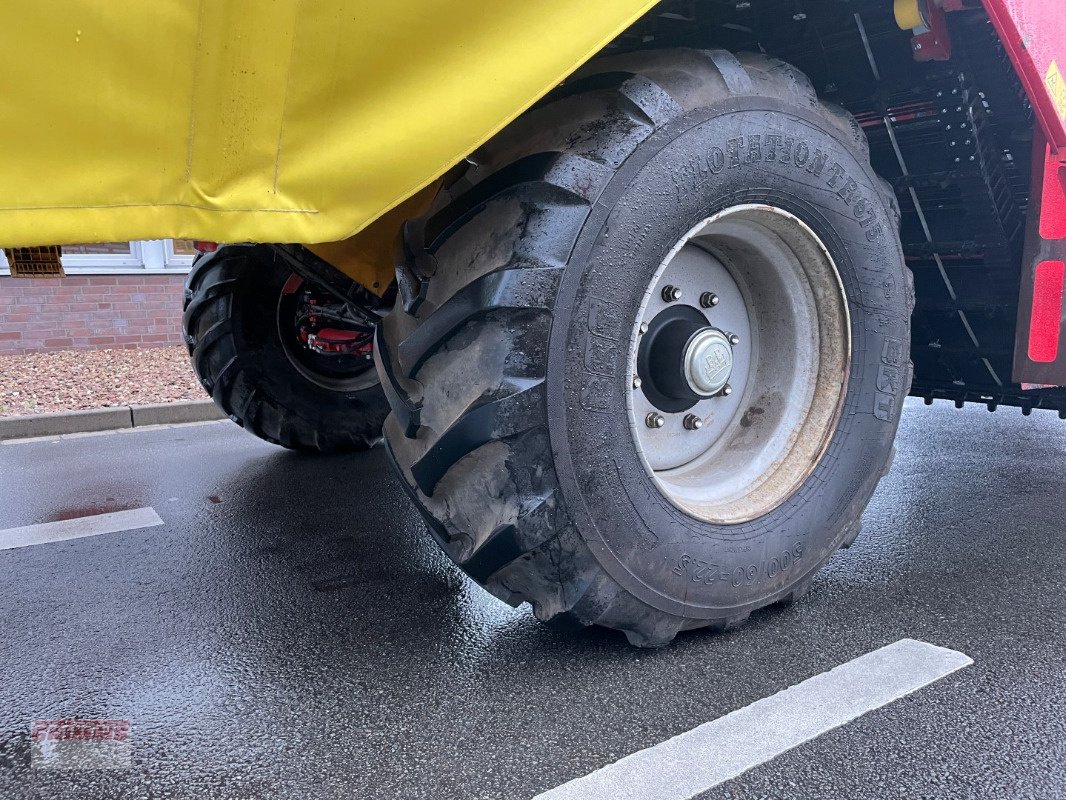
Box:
626;204;851;524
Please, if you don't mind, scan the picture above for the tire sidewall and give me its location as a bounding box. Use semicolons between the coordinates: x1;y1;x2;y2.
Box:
547;97;910;617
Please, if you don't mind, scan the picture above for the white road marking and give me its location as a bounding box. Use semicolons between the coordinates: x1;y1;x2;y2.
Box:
533;638;972;800
0;507;164;551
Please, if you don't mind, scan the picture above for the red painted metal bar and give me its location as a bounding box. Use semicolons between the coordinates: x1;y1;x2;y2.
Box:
1013;130;1066;383
982;0;1066;161
984;1;1066;383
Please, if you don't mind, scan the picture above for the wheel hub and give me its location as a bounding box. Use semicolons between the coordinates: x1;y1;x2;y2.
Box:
277;274;380;392
630;245;752;472
636;305;735;412
626;204;850;523
637;305;735;412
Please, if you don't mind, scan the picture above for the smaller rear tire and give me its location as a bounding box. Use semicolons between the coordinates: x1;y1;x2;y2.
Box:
183;244;389;452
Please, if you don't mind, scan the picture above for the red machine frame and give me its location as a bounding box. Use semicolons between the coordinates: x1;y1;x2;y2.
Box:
979;0;1066;383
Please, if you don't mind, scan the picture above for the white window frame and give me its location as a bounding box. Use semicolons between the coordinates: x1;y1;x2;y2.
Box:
62;240;144;269
163;239;196;268
0;240;195;275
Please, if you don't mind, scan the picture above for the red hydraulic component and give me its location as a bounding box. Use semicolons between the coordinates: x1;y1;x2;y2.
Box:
300;327;374;355
911;1;954;62
895;0;971;62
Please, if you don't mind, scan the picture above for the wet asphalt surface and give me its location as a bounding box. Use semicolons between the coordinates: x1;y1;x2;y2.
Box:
0;398;1063;800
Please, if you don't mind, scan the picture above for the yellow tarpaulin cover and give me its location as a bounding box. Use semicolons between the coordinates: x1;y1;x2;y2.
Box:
0;1;657;248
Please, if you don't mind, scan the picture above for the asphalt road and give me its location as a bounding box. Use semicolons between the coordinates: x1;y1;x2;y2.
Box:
0;398;1063;799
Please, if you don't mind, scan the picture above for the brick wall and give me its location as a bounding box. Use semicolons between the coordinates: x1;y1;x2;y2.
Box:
0;274;187;355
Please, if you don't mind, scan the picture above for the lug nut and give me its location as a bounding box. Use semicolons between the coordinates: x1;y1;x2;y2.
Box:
683;414;703;430
699;292;720;308
639;321;649;335
720;384;733;397
632;375;642;390
661;285;682;302
727;333;740;346
645;412;666;429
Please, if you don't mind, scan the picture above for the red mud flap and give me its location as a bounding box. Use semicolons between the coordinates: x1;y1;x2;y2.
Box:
983;0;1066;385
1013;134;1066;385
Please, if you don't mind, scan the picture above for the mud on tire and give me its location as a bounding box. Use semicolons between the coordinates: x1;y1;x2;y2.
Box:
377;48;913;646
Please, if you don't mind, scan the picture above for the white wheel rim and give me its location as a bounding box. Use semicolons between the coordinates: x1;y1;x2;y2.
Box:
627;204;851;524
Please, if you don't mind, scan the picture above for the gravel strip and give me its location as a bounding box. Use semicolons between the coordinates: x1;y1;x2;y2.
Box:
0;346;205;417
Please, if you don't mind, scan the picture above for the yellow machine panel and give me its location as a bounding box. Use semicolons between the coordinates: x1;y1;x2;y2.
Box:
0;1;657;249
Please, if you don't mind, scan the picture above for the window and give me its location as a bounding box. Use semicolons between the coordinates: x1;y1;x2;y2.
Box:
62;243;134;255
168;239;198;257
164;239;197;268
61;241;143;269
0;240;196;275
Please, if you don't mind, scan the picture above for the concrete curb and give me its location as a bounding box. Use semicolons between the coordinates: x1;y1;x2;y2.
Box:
0;399;225;441
130;399;227;427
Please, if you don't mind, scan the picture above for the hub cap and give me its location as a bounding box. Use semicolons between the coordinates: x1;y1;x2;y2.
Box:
627;205;851;524
684;328;733;397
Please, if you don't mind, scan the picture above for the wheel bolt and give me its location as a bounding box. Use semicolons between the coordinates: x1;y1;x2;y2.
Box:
632;375;642;389
720;384;733;397
639;321;649;335
699;292;719;308
661;285;682;302
645;412;665;429
683;414;703;430
727;333;740;346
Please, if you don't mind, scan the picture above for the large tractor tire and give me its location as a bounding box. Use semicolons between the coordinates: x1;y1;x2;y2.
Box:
377;48;912;646
183;244;389;452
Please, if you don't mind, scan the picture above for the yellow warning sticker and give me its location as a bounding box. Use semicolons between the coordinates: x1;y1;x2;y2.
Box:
1047;61;1066;123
